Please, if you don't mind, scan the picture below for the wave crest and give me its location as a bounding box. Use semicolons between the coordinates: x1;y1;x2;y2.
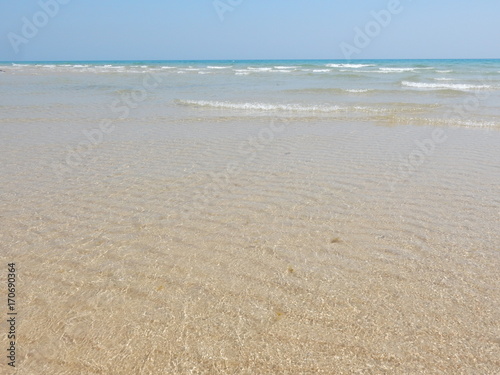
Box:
176;100;344;112
402;81;492;91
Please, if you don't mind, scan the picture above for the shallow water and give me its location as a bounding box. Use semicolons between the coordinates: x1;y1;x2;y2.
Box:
0;61;499;374
2;59;500;127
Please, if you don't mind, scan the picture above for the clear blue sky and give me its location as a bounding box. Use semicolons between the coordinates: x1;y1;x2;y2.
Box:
1;0;499;61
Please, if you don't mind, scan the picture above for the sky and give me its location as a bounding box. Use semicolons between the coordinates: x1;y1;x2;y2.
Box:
1;0;499;61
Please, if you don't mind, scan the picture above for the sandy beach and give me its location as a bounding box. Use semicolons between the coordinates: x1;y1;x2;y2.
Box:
1;62;499;374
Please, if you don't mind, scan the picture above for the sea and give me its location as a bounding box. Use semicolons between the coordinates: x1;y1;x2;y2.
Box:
1;59;499;373
1;59;500;129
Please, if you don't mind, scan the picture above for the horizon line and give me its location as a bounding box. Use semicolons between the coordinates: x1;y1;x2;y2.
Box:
2;58;500;64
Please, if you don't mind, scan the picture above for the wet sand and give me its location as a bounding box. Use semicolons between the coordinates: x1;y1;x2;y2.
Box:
1;118;499;374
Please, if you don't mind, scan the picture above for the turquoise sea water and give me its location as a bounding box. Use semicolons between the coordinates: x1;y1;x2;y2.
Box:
1;59;500;128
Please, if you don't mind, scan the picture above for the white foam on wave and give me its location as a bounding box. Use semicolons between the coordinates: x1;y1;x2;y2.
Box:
97;65;124;70
400;116;500;128
455;120;497;128
340;69;369;73
177;100;344;112
345;89;371;93
416;117;499;128
436;70;452;73
434;77;453;81
402;81;491;91
312;69;331;73
379;67;416;73
247;67;273;72
207;66;231;69
327;64;374;68
274;66;298;69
